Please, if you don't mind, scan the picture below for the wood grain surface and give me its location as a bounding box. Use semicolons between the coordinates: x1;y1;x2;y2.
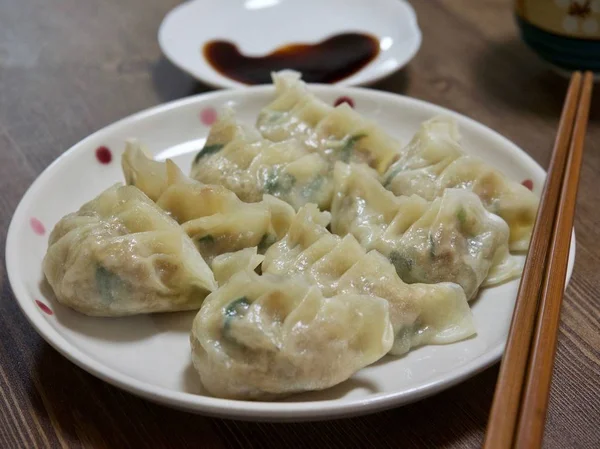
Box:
1;0;598;447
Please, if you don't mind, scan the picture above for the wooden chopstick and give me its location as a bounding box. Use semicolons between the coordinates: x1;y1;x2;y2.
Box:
513;71;593;448
482;71;584;449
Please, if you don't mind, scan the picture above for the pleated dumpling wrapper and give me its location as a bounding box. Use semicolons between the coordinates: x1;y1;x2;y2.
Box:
256;70;401;174
331;162;521;300
262;204;476;356
188;110;334;210
122;141;295;262
382;117;539;251
43;184;217;316
210;247;264;286
191;269;393;400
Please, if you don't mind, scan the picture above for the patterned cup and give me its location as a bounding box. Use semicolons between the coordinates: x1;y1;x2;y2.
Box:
516;0;600;72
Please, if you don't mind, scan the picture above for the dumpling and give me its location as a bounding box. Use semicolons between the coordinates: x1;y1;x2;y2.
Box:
256;71;401;173
256;70;330;143
43;184;217;316
121;140;168;201
337;250;475;355
262;204;476;355
331;162;521;299
331;162;400;248
122;143;295;262
211;248;264;285
189;112;264;203
260;204;335;278
382;117;539;251
190;110;334;210
157;162;294;262
190;269;393;399
250;144;333;211
378;190;521;299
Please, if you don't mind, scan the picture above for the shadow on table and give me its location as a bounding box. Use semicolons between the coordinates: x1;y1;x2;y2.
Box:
211;368;496;446
371;67;412;96
474;37;600;122
151;57;214;102
151;53;414;102
29;338;497;448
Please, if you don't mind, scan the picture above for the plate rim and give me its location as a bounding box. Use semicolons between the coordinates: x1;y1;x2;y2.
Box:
5;84;576;420
157;0;423;89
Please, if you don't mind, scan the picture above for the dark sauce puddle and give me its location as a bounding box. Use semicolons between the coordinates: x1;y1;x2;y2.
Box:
203;32;380;84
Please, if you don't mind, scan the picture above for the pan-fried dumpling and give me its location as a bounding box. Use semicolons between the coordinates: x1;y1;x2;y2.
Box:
382;117;539;251
43;184;217;316
191;269;393;399
256;71;401;173
331;162;521;299
190;110;334;210
122;144;295;262
262;204;475;355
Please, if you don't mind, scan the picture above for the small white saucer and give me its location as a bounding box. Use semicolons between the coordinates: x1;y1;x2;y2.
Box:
158;0;422;88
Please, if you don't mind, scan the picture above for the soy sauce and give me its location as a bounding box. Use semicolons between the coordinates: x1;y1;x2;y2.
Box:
203;32;380;85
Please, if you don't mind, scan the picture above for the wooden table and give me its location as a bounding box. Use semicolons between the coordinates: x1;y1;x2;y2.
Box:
1;0;599;447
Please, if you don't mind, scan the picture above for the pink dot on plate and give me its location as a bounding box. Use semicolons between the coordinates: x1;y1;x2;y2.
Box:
35;300;53;315
95;146;112;164
522;179;534;190
200;107;217;126
334;96;355;108
30;218;45;235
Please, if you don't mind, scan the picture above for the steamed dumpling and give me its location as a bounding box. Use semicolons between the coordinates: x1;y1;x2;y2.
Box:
191;269;393;399
331;162;521;299
121;140;168;202
190;110;334;210
43;184;217;316
189;113;265;203
382;117;539;251
337;249;475;355
211;247;264;285
123;143;295;262
256;71;401;173
262;204;475;355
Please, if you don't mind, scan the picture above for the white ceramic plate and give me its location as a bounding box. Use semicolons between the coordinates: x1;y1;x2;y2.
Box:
158;0;422;88
6;85;575;421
